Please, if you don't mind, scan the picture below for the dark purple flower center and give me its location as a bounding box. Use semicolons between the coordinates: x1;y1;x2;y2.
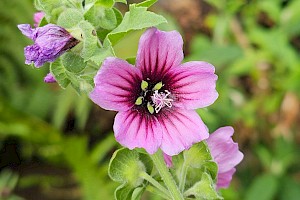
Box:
135;80;173;114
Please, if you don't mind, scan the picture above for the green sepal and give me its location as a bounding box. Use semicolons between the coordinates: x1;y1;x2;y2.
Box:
109;148;151;187
104;4;167;47
184;172;223;200
109;148;153;200
57;8;84;29
115;184;146;200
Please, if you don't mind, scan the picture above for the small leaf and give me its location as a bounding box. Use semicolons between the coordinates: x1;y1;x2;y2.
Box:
184;172;223;200
85;6;118;30
78;20;98;61
89;46;114;65
50;59;70;89
61;52;86;73
57;8;84;29
96;0;114;8
104;5;167;46
136;0;157;8
109;148;147;187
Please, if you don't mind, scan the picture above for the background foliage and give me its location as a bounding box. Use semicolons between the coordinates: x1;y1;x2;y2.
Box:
0;0;300;199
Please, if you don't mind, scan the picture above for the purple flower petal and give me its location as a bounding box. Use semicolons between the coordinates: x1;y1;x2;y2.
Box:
165;61;218;109
159;109;209;156
207;126;243;189
163;153;173;167
18;24;34;39
44;73;56;83
216;168;236;189
90;57;142;112
18;24;78;67
114;110;163;154
136;28;184;81
34;12;44;27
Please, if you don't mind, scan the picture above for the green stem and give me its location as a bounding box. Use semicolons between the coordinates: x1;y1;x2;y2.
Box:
140;171;171;198
146;185;171;200
150;151;184;200
179;161;188;192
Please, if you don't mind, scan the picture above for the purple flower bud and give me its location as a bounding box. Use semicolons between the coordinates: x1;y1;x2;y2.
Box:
18;24;79;67
44;73;56;83
34;12;44;27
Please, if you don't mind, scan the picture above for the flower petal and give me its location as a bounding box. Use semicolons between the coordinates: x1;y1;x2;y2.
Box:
163;153;173;168
159;109;209;156
136;28;183;81
207;127;243;173
44;73;56;83
164;61;218;109
113;110;162;154
18;24;34;39
90;57;142;111
216;168;236;189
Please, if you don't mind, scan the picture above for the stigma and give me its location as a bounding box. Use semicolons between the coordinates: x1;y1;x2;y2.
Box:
134;80;173;114
151;90;173;113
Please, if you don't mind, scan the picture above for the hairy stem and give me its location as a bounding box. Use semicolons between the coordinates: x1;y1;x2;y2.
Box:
150;151;184;200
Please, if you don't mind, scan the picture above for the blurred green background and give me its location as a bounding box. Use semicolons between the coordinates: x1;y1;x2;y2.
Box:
1;0;300;199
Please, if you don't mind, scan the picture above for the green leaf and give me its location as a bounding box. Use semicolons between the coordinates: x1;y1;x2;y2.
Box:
85;5;118;30
104;5;167;46
78;20;98;61
96;0;114;8
115;184;135;200
61;52;87;73
184;172;223;200
136;0;157;8
245;174;279;200
108;148;147;188
184;142;213;168
57;8;84;29
89;46;114;65
126;57;136;65
115;0;127;4
50;59;70;89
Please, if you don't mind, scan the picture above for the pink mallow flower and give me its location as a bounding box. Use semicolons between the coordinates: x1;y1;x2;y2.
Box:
89;28;218;156
206;126;244;189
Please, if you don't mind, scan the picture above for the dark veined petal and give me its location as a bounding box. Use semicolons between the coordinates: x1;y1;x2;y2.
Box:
158;108;209;156
90;57;142;111
113;109;163;154
164;61;218;110
136;28;183;81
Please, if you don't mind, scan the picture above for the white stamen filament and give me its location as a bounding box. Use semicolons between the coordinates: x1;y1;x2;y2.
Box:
151;90;173;113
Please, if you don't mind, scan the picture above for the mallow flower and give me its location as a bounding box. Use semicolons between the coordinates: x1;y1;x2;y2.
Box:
17;24;79;67
206;126;244;189
90;28;218;156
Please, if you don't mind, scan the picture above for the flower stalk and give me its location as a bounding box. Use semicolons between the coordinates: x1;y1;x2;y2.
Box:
150;151;184;200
